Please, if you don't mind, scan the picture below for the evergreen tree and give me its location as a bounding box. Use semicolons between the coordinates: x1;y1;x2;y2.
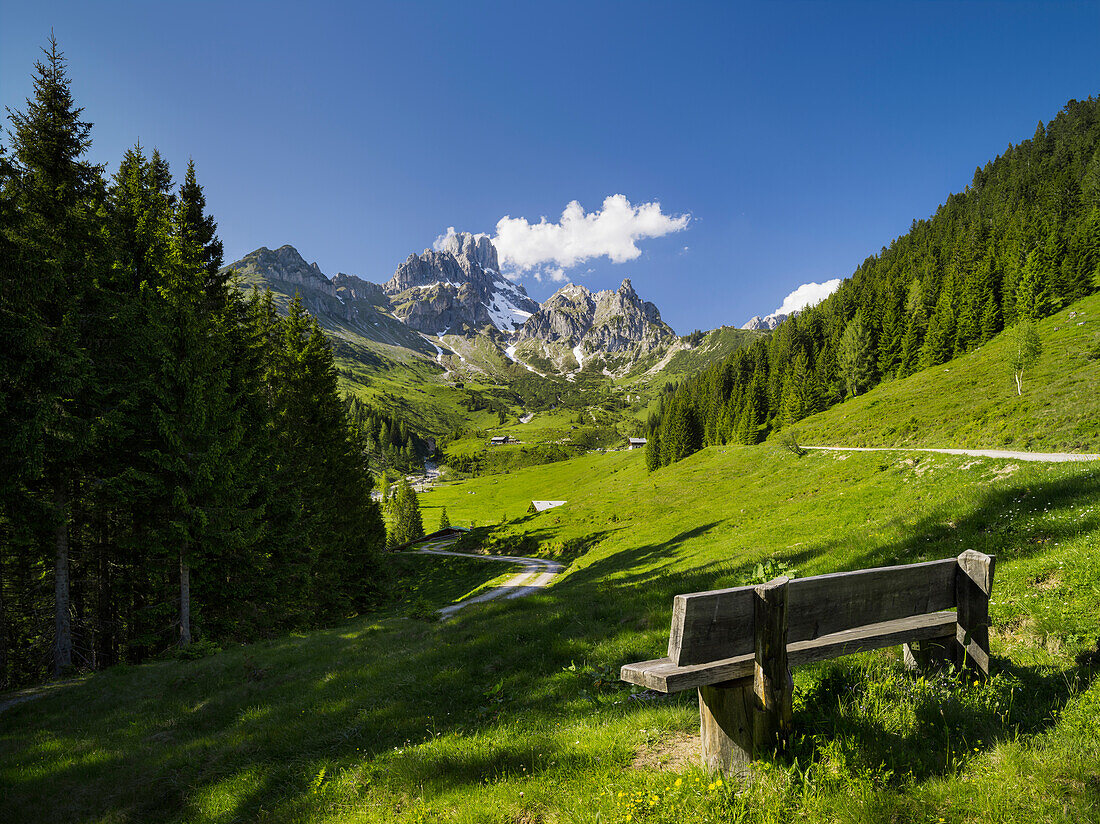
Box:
5;36;106;675
439;507;450;530
838;311;876;396
876;284;904;378
1015;249;1051;321
779;349;821;425
390;478;424;547
899;280;929;377
919;277;957;368
177;159;226;309
644;429;662;472
737;371;767;445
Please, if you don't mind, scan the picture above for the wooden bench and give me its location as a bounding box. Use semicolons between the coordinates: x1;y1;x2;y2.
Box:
620;550;995;775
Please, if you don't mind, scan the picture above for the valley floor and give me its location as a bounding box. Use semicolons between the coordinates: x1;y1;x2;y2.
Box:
3;446;1100;823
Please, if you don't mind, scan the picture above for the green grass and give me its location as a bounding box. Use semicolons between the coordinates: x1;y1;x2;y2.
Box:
386;553;511;617
786;293;1100;453
4;445;1100;823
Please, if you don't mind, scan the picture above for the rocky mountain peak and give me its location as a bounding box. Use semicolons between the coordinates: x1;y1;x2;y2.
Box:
226;245;335;297
521;278;674;354
440;231;499;274
741;311;793;331
383;234;538;335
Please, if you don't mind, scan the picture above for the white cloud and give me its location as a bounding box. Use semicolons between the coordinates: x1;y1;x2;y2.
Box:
528;266;569;284
774;279;842;316
491;195;689;272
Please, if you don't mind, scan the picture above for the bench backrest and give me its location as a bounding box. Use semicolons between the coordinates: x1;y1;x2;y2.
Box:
668;557;962;666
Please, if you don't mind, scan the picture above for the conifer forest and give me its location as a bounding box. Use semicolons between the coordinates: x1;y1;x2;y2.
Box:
646;99;1100;469
0;40;386;688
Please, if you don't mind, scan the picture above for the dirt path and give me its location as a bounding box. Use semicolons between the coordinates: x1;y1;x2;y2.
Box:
409;540;563;619
804;446;1100;463
0;679;81;716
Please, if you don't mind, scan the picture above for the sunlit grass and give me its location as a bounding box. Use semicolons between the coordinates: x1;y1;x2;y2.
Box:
3;447;1099;822
788;292;1100;453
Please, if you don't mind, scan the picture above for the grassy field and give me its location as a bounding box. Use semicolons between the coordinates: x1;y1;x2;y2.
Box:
786;293;1100;453
4;443;1100;823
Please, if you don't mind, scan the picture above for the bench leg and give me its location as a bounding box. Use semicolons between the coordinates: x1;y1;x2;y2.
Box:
753;577;794;758
698;680;754;776
956;550;996;679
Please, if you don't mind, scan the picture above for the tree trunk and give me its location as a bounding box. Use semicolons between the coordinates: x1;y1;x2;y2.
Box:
0;549;8;690
1015;371;1023;395
53;479;73;677
179;554;191;647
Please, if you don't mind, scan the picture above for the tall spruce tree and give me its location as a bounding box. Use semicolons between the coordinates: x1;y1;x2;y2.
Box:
838;311;876;396
5;36;106;675
390;478;424;548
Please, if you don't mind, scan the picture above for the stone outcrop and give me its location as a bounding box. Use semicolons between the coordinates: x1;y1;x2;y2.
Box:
383;232;539;335
228;245;337;297
332;272;390;309
742;311;791;331
521;278;675;354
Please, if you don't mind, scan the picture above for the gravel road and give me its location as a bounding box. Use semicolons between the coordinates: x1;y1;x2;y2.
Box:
804;446;1100;463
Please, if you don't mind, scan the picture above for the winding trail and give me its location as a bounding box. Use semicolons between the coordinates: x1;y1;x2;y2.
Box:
410;539;563;619
804;446;1100;463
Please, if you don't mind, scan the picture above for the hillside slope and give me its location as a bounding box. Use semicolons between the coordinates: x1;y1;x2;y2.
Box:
6;445;1099;823
645;95;1100;467
786;292;1100;452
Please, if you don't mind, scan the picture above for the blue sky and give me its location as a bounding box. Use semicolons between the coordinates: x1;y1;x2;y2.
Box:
3;1;1099;332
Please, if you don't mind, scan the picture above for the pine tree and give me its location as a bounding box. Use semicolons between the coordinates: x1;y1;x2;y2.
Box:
876;284;904;378
899;281;928;377
5;36;107;675
156;157;242;647
838;311;876;396
779;349;820;425
390;478;424;547
737;371;767;445
439;507;451;530
644;429;662;472
919;277;957;368
177;159;226;309
1015;249;1051;321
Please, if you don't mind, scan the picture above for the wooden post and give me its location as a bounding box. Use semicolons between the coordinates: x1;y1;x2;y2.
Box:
955;550;995;678
698;678;754;776
696;576;792;775
753;576;793;758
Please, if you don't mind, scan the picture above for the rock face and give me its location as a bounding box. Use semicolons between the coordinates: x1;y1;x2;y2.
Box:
742;311;791;331
222;245;435;354
224;236;682;373
230;245;337;298
521;278;675;354
383;233;539;335
332;272;389;308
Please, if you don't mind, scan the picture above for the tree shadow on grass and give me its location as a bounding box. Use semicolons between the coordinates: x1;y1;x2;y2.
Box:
5;469;1100;821
786;652;1099;785
776;466;1100;577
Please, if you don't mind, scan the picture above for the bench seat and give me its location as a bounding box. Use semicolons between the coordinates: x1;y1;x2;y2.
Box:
622;609;957;693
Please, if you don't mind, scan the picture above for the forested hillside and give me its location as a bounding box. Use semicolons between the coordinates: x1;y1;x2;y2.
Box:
647;96;1100;468
0;41;385;689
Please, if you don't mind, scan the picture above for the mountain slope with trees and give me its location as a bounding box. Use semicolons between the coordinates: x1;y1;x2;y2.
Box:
646;95;1100;469
0;40;386;689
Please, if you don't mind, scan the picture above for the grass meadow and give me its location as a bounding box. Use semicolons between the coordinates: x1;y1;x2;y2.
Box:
4;444;1100;823
786;293;1100;454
